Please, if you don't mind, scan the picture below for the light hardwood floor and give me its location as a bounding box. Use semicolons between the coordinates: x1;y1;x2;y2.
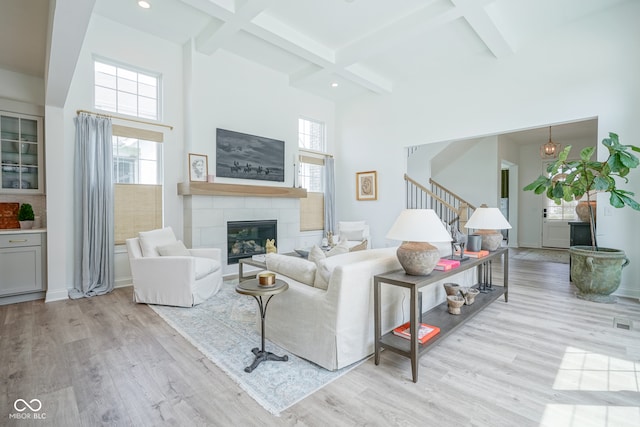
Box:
1;250;639;426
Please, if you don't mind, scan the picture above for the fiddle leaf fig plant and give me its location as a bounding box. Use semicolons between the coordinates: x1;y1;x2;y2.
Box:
523;132;640;250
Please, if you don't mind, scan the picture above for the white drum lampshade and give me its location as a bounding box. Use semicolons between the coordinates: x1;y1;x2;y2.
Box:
464;204;511;251
386;209;452;275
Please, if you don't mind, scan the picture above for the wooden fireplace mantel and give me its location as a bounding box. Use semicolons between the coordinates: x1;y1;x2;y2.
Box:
177;182;307;198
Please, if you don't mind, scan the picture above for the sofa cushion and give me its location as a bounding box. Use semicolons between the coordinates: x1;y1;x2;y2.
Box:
308;241;350;289
139;227;177;257
266;254;317;286
194;257;221;280
157;240;190;257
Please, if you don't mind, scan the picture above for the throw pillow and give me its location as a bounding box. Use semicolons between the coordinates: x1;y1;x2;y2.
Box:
139;227;177;257
349;239;368;252
326;239;349;257
265;254;317;286
157;240;190;257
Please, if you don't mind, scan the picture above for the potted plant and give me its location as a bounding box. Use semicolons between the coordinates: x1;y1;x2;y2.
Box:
18;203;35;229
524;132;640;302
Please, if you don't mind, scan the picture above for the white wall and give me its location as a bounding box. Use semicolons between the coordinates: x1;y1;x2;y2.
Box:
44;14;335;296
336;1;640;299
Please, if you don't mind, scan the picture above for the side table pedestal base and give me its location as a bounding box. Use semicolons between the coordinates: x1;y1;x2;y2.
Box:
244;347;289;373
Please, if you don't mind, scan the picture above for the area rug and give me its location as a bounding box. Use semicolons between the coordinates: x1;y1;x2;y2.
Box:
511;248;570;264
149;280;363;416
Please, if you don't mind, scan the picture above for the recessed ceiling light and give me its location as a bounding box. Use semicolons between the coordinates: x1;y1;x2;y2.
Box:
331;82;339;88
138;1;151;9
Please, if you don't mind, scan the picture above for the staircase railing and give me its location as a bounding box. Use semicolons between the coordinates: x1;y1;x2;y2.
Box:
404;174;476;230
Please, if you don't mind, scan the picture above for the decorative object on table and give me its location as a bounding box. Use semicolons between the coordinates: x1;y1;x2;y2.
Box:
447;295;465;314
386;209;452;275
447;225;469;261
435;259;460;271
188;153;208;182
462;287;480;305
257;272;276;286
443;283;461;296
321;237;329;247
215;128;285;182
575;199;597;223
464;204;511;251
0;202;20;229
392;322;440;344
524;132;639;303
356;170;377;201
466;234;482;252
18;203;35;229
265;239;277;254
326;231;334;247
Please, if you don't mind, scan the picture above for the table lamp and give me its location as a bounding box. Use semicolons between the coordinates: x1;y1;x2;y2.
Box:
464;204;511;251
386;209;452;275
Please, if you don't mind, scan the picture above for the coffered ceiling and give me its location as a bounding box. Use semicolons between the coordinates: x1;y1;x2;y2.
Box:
1;0;629;103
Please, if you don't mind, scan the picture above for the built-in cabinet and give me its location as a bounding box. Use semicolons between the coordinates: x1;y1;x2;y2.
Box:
0;111;44;193
0;231;46;304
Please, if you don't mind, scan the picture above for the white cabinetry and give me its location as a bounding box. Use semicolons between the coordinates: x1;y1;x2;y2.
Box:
0;112;44;193
0;232;46;303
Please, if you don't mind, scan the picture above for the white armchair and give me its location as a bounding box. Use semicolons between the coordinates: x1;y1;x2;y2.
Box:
336;221;371;250
125;227;223;307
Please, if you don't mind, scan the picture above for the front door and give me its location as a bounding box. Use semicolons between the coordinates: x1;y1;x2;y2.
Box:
540;162;578;248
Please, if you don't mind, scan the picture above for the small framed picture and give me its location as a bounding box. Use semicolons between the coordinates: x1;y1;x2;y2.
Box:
189;153;208;182
356;170;377;201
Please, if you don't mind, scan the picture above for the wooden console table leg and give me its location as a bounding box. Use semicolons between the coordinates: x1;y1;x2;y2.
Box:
374;279;381;365
410;285;419;383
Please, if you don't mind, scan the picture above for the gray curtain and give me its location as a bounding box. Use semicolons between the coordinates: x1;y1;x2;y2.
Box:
324;157;336;235
69;113;115;298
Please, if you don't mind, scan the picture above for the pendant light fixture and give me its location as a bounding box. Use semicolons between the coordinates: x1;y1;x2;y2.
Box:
540;126;561;159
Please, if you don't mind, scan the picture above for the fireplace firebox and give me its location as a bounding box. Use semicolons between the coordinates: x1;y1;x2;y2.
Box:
227;220;277;264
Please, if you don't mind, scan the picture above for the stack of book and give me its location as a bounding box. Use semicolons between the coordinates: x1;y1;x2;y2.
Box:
455;249;490;258
435;258;460;271
392;322;440;344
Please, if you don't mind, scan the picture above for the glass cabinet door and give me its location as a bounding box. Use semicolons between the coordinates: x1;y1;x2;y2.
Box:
0;113;42;192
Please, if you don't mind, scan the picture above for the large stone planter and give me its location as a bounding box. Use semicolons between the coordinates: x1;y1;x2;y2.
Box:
569;246;630;303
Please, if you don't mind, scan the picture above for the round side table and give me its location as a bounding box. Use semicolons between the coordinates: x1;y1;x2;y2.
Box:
235;278;289;373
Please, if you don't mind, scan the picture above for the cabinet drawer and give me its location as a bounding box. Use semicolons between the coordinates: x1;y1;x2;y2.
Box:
0;233;41;248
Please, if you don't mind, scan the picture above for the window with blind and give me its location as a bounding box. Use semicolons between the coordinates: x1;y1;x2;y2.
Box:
298;118;327;231
112;125;164;244
94;58;165;244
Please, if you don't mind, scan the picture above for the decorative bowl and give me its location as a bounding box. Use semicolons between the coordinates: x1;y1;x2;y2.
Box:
447;295;465;314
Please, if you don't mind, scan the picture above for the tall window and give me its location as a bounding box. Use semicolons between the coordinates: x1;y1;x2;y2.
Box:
94;58;160;120
298;118;328;231
94;58;164;244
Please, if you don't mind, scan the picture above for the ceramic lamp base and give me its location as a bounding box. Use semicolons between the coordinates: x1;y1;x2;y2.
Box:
476;230;503;251
396;241;440;275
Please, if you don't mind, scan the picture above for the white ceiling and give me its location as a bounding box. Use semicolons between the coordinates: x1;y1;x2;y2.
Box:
0;0;627;140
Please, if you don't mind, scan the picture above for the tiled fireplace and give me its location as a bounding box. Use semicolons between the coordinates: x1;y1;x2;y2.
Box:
182;195;302;275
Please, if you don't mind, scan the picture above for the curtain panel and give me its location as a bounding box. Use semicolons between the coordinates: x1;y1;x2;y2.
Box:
69;113;115;298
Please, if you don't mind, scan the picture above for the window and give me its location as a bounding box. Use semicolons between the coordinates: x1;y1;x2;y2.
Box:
298;118;328;231
112;136;162;185
94;59;160;120
544;161;578;221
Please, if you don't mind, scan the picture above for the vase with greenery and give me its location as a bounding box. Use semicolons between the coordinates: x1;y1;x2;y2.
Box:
523;132;640;302
18;203;35;229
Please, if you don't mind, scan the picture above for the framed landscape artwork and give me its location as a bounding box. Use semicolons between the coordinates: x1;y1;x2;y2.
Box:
189;153;208;182
356;170;377;201
215;128;285;182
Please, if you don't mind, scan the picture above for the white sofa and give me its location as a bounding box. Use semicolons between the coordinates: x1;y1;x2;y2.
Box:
262;246;477;371
126;227;223;307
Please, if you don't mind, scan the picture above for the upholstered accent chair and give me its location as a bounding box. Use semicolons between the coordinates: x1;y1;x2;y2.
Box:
126;227;222;307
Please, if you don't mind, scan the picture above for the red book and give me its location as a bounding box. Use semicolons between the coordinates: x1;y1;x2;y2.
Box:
392;322;440;344
435;258;460;271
